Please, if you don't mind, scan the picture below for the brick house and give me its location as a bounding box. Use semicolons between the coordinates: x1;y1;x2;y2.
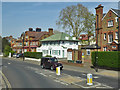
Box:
12;28;54;53
95;4;120;51
78;34;96;45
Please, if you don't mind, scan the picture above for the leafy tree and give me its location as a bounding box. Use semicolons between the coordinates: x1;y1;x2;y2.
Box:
4;45;12;57
2;37;10;52
56;4;95;40
82;12;95;45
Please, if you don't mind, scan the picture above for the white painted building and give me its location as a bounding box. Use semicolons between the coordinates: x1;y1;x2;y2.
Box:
37;32;79;58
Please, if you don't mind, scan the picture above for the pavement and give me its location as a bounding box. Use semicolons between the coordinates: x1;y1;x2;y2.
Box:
3;57;119;79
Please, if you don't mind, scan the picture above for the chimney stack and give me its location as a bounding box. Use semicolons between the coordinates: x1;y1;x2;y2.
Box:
36;28;41;32
95;4;104;29
48;28;53;35
29;28;33;31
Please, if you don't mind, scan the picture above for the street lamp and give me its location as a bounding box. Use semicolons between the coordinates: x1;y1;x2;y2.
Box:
95;14;99;72
22;32;25;61
118;16;120;51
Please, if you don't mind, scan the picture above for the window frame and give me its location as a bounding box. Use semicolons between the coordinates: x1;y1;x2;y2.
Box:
108;20;113;27
108;34;113;43
86;49;90;55
104;33;106;40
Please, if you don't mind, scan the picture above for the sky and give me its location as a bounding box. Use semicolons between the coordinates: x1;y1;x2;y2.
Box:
2;2;119;38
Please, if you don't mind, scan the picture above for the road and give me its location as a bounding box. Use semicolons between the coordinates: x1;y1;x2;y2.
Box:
2;58;119;89
2;58;77;88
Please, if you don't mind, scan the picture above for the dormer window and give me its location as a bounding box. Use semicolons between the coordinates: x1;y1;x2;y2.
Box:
108;20;113;27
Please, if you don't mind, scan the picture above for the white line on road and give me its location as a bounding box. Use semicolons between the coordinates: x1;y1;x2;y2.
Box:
39;73;47;77
54;80;68;85
82;74;86;76
93;76;99;79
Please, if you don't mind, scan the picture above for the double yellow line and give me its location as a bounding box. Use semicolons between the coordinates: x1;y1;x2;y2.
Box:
0;71;12;89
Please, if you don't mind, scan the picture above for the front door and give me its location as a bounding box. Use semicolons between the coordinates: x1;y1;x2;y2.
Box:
50;50;51;56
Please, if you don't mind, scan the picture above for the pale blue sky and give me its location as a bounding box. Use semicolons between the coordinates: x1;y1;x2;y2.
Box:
2;2;118;38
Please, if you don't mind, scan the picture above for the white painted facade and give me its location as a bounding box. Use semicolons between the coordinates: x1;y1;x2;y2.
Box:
37;41;78;58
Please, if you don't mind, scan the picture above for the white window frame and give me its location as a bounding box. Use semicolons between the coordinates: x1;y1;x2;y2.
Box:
104;33;106;40
115;17;118;22
86;49;90;55
115;32;118;39
112;46;116;48
108;20;113;27
25;49;27;52
108;34;113;43
103;47;107;51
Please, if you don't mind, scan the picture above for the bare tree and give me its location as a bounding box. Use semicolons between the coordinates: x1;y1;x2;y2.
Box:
56;4;94;38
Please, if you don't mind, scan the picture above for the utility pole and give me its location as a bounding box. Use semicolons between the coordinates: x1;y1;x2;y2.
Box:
22;32;25;61
95;14;99;72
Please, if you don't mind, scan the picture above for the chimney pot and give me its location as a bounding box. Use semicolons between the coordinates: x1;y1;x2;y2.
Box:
48;28;53;34
36;28;41;32
29;28;33;31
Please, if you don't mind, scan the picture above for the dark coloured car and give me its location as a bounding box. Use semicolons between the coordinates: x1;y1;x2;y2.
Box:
41;57;63;70
16;53;24;58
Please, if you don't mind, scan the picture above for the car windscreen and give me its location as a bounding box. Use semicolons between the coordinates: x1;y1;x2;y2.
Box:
49;58;58;62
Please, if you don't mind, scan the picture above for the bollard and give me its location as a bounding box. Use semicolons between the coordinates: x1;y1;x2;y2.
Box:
56;67;60;75
87;73;93;85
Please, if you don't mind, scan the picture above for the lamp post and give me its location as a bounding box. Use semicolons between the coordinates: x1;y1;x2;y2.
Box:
22;32;25;61
118;17;120;51
95;14;99;72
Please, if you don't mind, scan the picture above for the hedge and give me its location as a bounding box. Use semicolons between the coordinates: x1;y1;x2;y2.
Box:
24;52;42;59
91;51;120;69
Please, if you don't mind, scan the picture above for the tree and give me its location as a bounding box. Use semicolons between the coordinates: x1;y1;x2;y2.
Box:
4;45;12;57
56;4;95;40
2;37;10;52
83;12;96;45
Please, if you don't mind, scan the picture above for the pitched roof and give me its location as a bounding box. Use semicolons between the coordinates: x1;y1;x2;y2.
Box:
102;8;120;20
25;31;50;40
111;8;120;17
79;34;94;41
41;32;79;41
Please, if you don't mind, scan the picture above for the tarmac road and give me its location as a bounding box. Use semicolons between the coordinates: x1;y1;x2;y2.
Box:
2;58;119;89
2;58;77;88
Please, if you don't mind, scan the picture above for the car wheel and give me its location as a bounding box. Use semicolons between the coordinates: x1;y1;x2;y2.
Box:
50;66;54;70
41;64;45;69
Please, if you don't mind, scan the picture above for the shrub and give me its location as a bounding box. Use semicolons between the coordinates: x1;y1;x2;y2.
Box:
3;45;12;57
24;52;42;59
11;51;16;57
91;51;120;69
45;55;52;57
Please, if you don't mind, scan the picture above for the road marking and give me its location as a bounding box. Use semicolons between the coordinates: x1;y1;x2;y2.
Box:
82;74;86;76
3;66;7;68
93;76;99;79
39;73;47;77
60;82;68;85
54;80;68;85
0;71;11;88
8;63;11;64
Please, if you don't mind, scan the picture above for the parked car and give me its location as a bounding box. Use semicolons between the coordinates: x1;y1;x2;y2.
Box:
16;53;24;58
13;53;17;58
41;57;63;70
